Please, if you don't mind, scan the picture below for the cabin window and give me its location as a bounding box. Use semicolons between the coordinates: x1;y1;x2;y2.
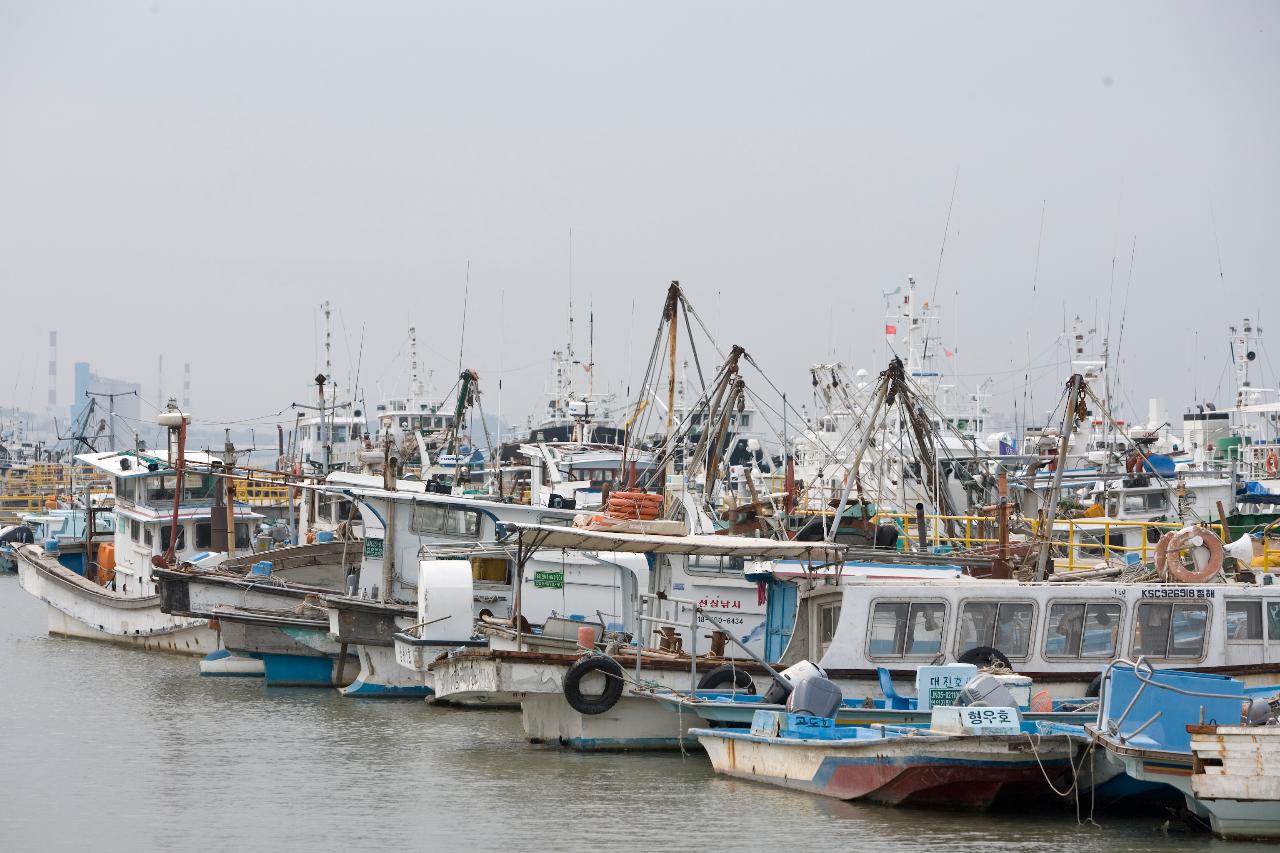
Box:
116;478;137;503
818;603;842;656
688;555;746;577
1132;602;1209;659
471;557;509;584
130;519;141;542
194;522;211;549
332;426;347;443
957;601;1034;659
410;503;480;538
867;601;946;659
235;523;251;550
411;503;445;533
1268;602;1280;641
146;474;217;503
1226;600;1263;642
159;524;186;552
1044;602;1122;659
143;525;153;547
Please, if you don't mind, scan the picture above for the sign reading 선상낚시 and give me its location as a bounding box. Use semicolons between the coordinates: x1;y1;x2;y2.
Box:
533;571;564;589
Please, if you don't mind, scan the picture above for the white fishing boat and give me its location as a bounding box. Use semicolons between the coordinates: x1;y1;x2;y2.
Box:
16;405;256;655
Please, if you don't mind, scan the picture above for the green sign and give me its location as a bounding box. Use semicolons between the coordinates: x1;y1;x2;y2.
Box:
929;688;961;708
533;571;563;589
364;537;384;558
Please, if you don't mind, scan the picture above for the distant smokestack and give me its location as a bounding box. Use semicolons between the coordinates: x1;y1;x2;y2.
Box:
46;331;57;418
183;362;191;410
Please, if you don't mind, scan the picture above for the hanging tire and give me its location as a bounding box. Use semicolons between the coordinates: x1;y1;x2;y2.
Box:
957;646;1012;669
562;656;625;715
696;664;756;694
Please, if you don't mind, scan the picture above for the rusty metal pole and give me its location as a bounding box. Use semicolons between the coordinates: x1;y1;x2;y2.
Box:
1034;374;1084;581
994;470;1010;579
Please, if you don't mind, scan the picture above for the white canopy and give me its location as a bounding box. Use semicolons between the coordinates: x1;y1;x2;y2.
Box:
507;522;845;561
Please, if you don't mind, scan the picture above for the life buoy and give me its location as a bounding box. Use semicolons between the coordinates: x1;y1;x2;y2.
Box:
562;655;625;715
1154;526;1224;583
1266;451;1279;477
696;664;756;694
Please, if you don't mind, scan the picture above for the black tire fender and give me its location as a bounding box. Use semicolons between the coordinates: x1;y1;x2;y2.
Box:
957;646;1012;669
696;664;756;694
562;656;625;715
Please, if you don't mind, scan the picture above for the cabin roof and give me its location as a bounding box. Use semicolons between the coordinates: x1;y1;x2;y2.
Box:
75;449;225;478
508;522;846;560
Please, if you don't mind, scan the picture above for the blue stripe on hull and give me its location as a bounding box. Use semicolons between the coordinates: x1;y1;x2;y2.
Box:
260;653;338;687
340;679;433;698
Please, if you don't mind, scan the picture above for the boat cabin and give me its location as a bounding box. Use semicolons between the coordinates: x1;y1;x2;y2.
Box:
785;578;1280;696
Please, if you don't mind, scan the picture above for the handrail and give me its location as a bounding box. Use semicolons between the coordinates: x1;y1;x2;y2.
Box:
1098;657;1246;741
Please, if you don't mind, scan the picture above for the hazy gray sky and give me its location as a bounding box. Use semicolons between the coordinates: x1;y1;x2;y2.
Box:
2;1;1276;439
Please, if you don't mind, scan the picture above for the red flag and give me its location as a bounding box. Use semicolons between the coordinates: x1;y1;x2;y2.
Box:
885;324;897;336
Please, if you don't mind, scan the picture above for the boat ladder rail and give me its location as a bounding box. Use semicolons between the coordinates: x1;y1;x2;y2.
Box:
1097;657;1246;744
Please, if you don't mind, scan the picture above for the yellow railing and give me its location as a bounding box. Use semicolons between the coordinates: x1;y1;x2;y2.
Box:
228;476;294;507
869;511;1234;572
0;463;112;496
0;495;51;523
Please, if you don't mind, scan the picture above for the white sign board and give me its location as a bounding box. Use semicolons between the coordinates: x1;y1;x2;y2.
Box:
930;705;1021;735
914;664;977;710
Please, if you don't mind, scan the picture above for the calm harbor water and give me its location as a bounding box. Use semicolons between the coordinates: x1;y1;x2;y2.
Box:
0;575;1269;853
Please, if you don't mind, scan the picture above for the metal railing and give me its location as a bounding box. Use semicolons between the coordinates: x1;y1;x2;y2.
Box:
1097;657;1246;744
634;593;701;694
870;511;1234;572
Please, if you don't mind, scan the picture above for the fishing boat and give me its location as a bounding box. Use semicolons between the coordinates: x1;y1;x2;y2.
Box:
691;674;1075;808
419;522;831;709
781;554;1280;701
157;471;584;692
1088;659;1280;839
15;404;256;655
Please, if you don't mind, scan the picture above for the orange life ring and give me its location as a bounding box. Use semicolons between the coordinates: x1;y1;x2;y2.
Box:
1154;526;1224;583
1266;451;1279;477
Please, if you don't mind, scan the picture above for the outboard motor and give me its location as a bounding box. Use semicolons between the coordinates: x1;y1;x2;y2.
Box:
956;673;1018;709
763;659;826;705
786;676;843;719
1245;697;1275;726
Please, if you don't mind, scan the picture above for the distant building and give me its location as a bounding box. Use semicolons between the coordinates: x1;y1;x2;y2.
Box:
70;362;141;442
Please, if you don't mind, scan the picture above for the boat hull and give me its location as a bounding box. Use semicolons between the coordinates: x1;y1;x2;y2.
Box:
522;692;697;751
17;545;215;655
696;730;1073;808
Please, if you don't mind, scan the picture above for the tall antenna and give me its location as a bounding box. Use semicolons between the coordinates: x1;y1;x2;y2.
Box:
46;330;57;420
182;362;191;410
409;326;422;399
567;227;574;359
457;261;470;374
322;300;332;386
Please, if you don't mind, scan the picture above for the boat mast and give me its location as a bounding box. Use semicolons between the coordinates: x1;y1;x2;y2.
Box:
1034;373;1085;581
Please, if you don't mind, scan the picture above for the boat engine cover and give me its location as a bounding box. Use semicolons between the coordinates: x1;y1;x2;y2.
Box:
785;676;843;719
956;673;1018;709
763;659;827;705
